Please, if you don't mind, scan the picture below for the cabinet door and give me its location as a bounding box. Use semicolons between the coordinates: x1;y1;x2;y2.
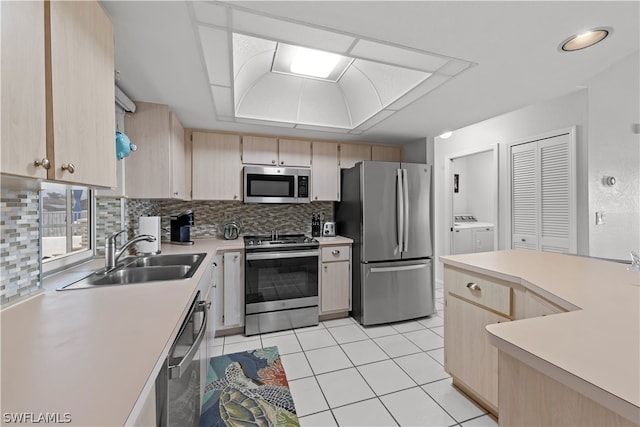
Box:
1;1;47;179
170;112;186;199
222;251;243;328
49;1;115;187
279;138;311;167
242;135;278;165
372;145;402;162
339;143;371;169
124;102;172;198
511;143;538;250
444;294;509;411
192;132;242;200
321;261;350;313
311;141;339;201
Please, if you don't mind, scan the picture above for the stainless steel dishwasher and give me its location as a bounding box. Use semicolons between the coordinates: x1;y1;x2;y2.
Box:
156;291;209;427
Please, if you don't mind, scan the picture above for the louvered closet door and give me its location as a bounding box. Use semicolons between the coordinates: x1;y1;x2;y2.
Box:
510;132;576;254
539;134;575;253
511;143;538;250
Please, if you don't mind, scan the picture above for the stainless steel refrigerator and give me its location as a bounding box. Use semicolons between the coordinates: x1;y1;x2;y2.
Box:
336;161;434;325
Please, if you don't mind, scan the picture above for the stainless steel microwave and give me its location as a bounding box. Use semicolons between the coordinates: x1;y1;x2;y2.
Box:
243;166;310;203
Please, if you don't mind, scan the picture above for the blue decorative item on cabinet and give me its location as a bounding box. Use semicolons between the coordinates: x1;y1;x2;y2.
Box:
115;131;137;160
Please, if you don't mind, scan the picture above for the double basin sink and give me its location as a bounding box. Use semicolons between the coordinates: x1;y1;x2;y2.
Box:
58;253;207;290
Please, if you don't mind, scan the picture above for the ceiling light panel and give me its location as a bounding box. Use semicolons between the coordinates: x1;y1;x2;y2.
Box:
272;44;353;82
231;10;355;53
351;60;430;106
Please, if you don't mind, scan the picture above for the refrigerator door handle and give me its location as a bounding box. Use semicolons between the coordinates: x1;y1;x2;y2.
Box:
402;168;409;253
396;168;404;251
370;264;427;273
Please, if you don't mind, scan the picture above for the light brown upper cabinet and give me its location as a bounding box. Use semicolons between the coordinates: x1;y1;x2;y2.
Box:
124;102;186;199
1;1;47;180
242;135;311;167
311;141;339;201
278;139;312;167
372;145;402;162
192;132;242;201
339;143;372;169
1;0;115;187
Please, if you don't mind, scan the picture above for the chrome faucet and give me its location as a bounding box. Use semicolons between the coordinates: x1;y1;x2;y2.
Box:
105;230;156;271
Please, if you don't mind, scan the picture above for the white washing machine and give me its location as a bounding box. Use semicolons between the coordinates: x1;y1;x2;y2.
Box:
452;215;494;255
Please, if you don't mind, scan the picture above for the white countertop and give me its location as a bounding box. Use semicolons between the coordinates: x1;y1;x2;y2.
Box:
1;235;352;426
440;250;640;423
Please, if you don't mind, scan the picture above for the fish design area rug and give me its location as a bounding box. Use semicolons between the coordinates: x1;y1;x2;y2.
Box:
200;346;300;427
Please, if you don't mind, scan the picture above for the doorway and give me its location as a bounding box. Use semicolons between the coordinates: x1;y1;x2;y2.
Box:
444;146;499;256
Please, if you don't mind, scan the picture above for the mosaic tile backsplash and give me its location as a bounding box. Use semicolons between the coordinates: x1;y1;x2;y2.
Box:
95;197;124;255
0;189;40;306
125;199;334;241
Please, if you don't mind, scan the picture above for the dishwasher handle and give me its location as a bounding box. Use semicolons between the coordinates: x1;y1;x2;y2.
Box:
168;300;208;379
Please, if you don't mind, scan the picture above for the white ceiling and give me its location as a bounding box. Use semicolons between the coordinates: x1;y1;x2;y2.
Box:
102;1;640;144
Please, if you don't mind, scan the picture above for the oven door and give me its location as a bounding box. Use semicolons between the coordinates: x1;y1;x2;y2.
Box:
245;250;319;313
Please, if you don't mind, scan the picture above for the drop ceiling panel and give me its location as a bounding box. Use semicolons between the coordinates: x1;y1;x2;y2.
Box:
386;74;451;111
235;73;303;122
298;80;351;128
438;59;475;77
232;33;276;77
351;39;449;72
233;51;274;106
193;2;227;27
352;60;430;106
211;85;234;118
199;26;231;86
232;10;355;53
295;123;351;133
339;66;382;126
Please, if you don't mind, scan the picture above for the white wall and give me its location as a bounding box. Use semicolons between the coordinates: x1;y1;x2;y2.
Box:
586;51;640;259
402;137;428;163
434;89;589;286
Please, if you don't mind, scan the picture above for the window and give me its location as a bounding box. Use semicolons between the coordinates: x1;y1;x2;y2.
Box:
41;182;94;274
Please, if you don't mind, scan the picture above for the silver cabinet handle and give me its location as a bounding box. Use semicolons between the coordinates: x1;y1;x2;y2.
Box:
466;282;481;291
61;163;75;174
271;160;276;164
168;301;208;379
280;161;284;165
331;249;340;255
34;158;51;170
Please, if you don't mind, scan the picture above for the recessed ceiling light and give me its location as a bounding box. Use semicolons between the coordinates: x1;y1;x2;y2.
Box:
272;43;353;82
439;131;453;139
560;27;611;52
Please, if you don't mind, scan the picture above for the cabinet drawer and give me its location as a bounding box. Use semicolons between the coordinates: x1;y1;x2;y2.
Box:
445;267;512;317
321;245;350;262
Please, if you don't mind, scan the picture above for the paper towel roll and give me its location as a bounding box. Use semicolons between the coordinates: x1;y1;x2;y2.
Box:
138;216;161;254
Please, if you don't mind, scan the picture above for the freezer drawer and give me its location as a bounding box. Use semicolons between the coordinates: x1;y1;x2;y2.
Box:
359;259;434;325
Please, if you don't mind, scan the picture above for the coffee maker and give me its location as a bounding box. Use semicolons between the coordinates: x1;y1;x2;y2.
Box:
170;210;194;245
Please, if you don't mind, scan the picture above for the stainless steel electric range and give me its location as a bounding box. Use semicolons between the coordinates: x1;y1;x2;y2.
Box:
244;234;319;336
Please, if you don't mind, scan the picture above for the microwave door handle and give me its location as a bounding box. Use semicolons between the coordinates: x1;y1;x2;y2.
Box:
396;169;404;252
168;301;208;379
402;169;409;253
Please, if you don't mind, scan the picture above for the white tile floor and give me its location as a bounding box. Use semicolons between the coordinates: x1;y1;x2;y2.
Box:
210;311;498;427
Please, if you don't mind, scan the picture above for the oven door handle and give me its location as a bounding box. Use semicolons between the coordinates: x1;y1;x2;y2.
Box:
168;300;208;379
246;250;319;260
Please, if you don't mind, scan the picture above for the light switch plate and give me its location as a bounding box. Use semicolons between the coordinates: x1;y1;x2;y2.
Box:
596;211;605;225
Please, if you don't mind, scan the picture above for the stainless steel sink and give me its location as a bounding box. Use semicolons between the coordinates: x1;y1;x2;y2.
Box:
123;253;206;269
89;265;192;285
58;253;207;290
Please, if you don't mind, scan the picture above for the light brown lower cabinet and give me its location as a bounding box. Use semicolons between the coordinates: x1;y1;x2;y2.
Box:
319;245;351;315
499;352;639;427
444;292;509;414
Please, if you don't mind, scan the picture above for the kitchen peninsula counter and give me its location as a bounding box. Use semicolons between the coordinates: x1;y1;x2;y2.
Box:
440;249;640;425
1;238;242;427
